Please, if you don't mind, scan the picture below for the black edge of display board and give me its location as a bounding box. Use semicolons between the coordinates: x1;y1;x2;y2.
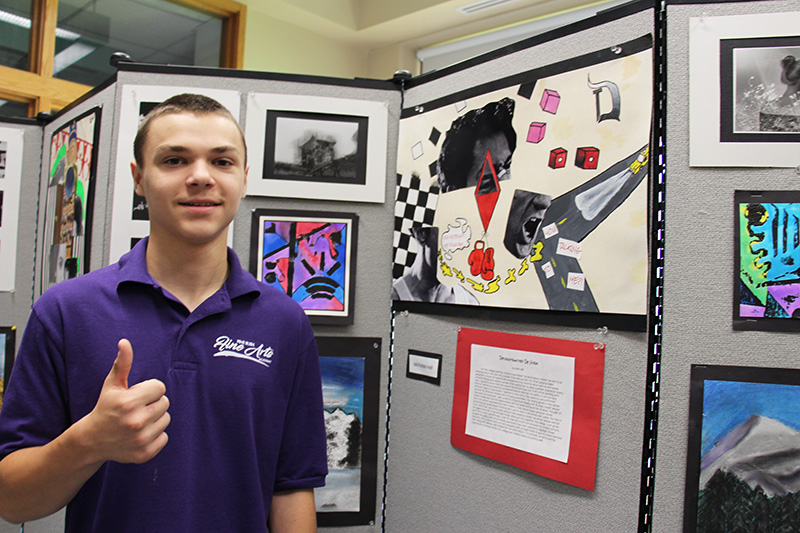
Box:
115;61;398;92
392;300;647;332
638;2;666;531
665;0;775;4
0;117;43;126
402;0;657;91
400;34;653;118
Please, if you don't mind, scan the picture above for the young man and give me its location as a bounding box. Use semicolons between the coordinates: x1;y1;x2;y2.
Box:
0;94;328;531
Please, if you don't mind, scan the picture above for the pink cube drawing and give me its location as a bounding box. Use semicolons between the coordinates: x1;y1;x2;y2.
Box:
549;148;567;169
527;122;546;144
575;147;600;169
540;89;560;114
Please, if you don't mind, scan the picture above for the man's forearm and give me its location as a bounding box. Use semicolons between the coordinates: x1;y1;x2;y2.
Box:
268;489;317;533
0;417;105;524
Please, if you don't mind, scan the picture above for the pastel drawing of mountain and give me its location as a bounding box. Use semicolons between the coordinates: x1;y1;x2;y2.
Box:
700;414;800;497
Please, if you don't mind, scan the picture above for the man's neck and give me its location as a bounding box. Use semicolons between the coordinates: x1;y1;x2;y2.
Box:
145;234;230;313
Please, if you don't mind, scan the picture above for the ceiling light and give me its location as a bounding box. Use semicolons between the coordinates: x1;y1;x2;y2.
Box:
0;8;81;40
53;43;96;74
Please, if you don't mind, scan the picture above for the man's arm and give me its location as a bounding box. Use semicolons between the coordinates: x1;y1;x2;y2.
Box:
0;339;170;524
268;489;317;533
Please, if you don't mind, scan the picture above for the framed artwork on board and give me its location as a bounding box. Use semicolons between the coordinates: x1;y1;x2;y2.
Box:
249;209;358;325
41;106;101;294
0;326;16;412
245;92;387;203
108;85;240;264
734;190;800;330
0;128;23;292
393;36;653;326
685;365;800;531
689;11;800;167
314;336;380;527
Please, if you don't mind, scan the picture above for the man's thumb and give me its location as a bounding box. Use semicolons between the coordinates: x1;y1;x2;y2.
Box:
107;338;133;389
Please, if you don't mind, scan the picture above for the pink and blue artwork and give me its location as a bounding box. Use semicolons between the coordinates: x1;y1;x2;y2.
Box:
250;209;358;325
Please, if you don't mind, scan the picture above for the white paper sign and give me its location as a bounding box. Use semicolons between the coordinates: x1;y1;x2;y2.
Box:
465;344;574;463
542;223;559;239
567;272;586;291
409;353;440;379
556;238;582;259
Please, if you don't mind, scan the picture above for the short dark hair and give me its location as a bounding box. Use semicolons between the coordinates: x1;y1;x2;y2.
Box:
437;97;516;193
133;93;246;166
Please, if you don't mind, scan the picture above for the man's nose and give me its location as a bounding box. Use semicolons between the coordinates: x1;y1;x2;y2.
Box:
186;161;214;186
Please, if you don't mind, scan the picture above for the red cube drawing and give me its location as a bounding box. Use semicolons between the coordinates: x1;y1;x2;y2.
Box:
549;148;567;169
527;122;546;143
575;147;600;169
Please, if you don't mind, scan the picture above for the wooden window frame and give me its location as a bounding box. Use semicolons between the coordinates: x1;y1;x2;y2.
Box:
0;0;246;117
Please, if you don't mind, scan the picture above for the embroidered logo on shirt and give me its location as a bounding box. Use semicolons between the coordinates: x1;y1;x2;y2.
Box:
213;336;274;368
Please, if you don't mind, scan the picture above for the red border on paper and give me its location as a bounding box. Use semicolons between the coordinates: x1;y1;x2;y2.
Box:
451;328;605;490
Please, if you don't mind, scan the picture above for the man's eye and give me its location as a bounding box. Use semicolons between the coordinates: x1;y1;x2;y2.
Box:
215;159;233;167
164;157;183;165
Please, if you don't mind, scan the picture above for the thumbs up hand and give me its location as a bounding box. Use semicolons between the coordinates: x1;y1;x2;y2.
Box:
82;339;170;465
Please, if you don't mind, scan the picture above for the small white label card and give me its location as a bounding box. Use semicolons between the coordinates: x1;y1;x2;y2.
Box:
407;349;443;385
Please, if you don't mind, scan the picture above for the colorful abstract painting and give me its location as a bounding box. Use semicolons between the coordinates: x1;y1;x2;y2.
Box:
734;190;800;330
314;337;379;527
685;365;800;531
41;107;101;294
393;36;653;325
249;209;357;325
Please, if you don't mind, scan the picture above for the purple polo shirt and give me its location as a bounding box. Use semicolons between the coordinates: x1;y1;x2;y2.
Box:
0;238;328;531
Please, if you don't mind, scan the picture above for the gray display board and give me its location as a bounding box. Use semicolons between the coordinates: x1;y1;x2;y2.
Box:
654;0;800;531
385;5;656;531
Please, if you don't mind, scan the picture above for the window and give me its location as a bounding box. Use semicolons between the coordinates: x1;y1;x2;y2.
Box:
0;0;245;117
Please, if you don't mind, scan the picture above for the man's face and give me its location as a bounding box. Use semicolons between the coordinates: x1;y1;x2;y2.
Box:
471;132;512;193
504;190;551;259
131;111;248;248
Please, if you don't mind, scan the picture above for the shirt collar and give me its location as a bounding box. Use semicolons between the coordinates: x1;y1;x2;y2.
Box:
117;236;262;300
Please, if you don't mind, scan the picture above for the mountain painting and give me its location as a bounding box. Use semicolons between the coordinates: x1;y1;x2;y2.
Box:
315;355;365;514
313;337;380;527
685;365;800;532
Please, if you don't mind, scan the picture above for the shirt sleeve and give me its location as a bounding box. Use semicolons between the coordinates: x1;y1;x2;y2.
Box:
273;316;328;492
0;304;71;459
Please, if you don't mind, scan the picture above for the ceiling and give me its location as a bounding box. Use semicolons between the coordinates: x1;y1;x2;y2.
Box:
246;0;608;51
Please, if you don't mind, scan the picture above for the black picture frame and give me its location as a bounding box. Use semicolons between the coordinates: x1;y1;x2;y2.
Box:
684;364;800;531
0;326;16;406
406;349;442;386
249;208;358;325
315;336;380;528
263;110;368;186
41;106;101;294
733;190;800;331
720;36;800;143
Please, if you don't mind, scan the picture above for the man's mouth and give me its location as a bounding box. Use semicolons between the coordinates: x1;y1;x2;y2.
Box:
522;217;542;242
180;201;220;206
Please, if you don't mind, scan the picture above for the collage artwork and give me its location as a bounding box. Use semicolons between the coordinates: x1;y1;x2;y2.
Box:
393;40;653;317
41;108;99;293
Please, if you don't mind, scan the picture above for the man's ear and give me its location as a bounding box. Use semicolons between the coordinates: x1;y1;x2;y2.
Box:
131;161;145;196
241;164;249;199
